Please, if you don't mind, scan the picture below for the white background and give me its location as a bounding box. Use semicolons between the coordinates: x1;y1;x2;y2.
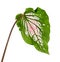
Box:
0;0;60;62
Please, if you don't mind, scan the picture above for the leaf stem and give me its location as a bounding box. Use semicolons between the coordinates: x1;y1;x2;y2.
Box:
1;20;17;62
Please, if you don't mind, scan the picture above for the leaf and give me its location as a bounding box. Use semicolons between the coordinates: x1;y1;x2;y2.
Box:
16;7;50;54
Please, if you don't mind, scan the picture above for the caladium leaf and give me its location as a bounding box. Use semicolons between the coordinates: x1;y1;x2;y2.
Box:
16;7;50;54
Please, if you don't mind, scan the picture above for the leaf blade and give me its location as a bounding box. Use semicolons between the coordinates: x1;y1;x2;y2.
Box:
16;7;50;54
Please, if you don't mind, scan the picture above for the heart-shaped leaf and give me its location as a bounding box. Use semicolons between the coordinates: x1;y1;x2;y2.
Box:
16;7;50;54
